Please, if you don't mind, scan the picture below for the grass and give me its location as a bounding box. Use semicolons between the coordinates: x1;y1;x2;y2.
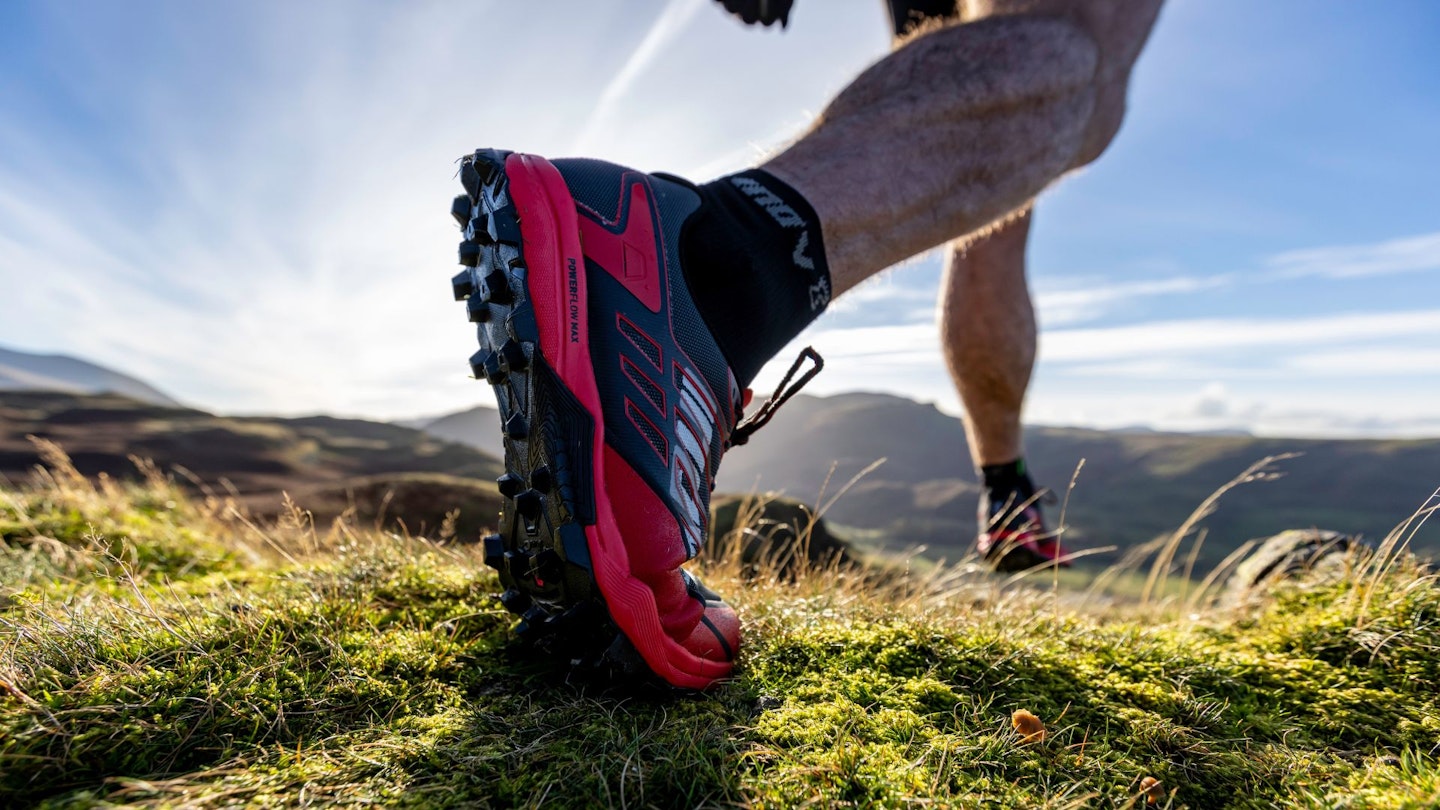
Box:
2;448;1439;808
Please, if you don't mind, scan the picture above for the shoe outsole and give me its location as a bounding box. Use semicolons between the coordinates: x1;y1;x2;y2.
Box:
451;149;634;673
450;149;732;690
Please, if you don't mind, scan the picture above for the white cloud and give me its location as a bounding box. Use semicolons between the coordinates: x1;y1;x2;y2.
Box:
1025;379;1440;439
1285;348;1440;375
1265;231;1440;279
1055;360;1275;380
783;308;1440;386
758;304;1440;440
0;1;885;419
1187;381;1232;419
1035;274;1233;326
1043;309;1440;363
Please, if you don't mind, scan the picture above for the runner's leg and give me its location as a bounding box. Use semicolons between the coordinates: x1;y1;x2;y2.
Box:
936;0;1160;469
940;208;1035;467
880;1;1040;469
763;0;1162;292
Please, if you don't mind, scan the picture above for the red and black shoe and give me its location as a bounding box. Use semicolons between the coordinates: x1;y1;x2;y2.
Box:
448;149;815;689
976;488;1069;572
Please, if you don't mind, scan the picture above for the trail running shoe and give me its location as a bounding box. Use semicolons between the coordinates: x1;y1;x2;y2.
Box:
448;149;818;689
976;489;1069;572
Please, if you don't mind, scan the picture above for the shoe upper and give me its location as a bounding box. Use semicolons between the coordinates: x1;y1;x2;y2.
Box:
550;158;745;636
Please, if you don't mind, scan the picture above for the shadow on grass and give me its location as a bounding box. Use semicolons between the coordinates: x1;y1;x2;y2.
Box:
382;662;757;808
3;608;758;809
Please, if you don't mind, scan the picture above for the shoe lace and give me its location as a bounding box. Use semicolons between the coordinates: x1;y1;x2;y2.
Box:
729;347;824;447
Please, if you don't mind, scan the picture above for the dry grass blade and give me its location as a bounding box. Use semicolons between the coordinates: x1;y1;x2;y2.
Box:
1138;454;1298;610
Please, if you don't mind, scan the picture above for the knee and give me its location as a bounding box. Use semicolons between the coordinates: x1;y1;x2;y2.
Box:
1073;85;1127;168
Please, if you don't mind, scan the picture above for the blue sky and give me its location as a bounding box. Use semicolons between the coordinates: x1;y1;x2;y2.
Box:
2;0;1438;437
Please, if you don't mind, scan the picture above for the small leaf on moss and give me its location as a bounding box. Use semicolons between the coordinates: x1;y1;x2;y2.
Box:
1011;709;1046;743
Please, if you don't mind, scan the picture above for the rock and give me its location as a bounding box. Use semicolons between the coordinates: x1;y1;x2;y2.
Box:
1222;529;1367;608
706;494;859;579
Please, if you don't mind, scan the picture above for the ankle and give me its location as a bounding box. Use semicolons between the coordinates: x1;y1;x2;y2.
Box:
680;169;832;387
980;457;1035;498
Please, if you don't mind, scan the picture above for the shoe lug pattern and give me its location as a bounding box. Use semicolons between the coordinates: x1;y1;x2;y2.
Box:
449;148;620;673
451;194;474;227
458;240;481;267
452;270;476;301
503;411;528;440
480;267;512;305
496;473;523;499
498;339;528;373
515;489;542;520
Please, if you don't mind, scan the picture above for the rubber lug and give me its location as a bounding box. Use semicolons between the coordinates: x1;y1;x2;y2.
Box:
458;241;481;267
451;195;473;227
452;270;476;301
497;473;523;499
504;412;528;440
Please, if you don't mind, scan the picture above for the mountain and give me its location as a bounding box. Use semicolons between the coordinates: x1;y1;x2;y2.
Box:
0;390;505;536
407;404;505;460
0;345;180;407
716;392;1440;566
19;386;1436;568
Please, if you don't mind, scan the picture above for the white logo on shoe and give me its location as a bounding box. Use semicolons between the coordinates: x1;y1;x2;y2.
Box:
670;366;717;558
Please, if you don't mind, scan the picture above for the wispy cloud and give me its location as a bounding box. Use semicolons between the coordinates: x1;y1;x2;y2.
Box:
814;231;1440;339
792;308;1440;371
1155;383;1440;439
1284;347;1440;375
758;305;1440;438
4;0;1437;442
1035;274;1234;326
572;0;707;154
1265;231;1440;279
1042;309;1440;362
0;1;596;417
0;1;895;419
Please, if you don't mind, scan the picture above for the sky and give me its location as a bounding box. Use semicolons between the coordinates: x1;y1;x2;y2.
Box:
2;0;1438;437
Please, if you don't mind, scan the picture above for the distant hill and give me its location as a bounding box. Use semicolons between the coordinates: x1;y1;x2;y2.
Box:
717;393;1440;566
406;404;505;460
0;391;505;537
16;389;1437;567
0;345;179;406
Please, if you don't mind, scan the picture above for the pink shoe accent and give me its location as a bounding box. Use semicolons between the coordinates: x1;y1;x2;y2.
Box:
578;183;662;314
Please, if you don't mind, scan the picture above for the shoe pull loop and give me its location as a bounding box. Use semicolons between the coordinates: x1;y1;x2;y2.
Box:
729;347;823;447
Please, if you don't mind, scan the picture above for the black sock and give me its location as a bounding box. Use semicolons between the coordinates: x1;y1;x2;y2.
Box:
677;169;831;388
981;458;1035;498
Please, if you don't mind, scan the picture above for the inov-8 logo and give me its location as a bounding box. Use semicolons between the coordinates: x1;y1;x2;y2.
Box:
730;176;827;311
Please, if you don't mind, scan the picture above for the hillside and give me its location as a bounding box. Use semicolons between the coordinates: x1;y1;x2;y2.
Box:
716;393;1440;567
2;454;1437;808
9;389;1438;572
0;391;505;537
0;344;180;407
407;403;506;461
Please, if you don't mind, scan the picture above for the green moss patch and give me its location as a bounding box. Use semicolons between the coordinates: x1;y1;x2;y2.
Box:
3;469;1438;808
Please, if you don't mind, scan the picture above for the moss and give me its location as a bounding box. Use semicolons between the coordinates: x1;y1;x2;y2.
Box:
3;473;1439;808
